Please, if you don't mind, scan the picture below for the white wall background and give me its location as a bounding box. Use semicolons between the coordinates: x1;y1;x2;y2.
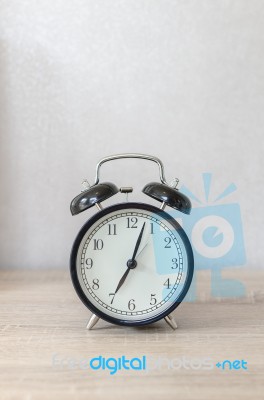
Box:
0;0;263;269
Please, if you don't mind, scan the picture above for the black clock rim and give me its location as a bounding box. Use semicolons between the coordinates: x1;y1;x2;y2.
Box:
70;202;194;327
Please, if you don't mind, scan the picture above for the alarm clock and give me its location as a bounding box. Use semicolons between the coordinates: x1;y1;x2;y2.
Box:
70;154;194;330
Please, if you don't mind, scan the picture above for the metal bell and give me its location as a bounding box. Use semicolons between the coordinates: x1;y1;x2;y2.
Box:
70;182;118;215
142;182;192;214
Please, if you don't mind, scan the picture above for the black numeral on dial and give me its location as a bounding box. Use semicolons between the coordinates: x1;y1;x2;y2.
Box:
93;239;104;250
85;258;93;269
127;217;138;229
109;293;115;304
164;237;172;248
150;294;157;305
128;299;136;310
163;278;171;289
172;258;178;269
92;278;99;290
108;224;117;235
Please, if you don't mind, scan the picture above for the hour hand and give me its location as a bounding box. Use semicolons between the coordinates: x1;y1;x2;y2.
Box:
114;268;130;295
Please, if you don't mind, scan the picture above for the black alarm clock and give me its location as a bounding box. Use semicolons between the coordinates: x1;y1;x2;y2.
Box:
70;154;194;330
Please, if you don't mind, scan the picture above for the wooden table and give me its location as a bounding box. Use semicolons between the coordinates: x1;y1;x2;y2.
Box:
0;268;263;400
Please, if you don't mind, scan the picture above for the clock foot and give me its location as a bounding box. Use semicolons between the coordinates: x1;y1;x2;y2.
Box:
164;314;178;330
86;314;100;330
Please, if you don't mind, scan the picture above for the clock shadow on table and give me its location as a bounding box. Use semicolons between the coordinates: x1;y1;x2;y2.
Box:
92;324;166;332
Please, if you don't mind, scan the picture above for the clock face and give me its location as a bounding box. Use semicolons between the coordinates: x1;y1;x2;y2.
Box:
70;203;193;326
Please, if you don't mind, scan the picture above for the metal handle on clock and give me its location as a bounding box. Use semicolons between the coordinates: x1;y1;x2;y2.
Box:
94;153;170;186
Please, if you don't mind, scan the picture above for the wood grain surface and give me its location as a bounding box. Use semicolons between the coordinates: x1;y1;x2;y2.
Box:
0;268;263;400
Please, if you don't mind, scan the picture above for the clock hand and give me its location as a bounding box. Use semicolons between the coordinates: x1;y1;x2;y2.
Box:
113;222;146;295
136;242;148;258
131;222;146;261
136;235;151;258
114;267;130;294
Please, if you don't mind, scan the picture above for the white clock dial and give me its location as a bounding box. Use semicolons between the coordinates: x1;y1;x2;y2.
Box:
71;203;193;325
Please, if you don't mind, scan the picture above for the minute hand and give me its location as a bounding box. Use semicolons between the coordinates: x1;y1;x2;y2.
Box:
131;222;146;261
113;222;146;296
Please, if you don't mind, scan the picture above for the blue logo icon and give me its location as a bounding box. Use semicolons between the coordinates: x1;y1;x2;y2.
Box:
180;173;246;269
154;173;247;301
179;173;246;299
148;173;247;302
